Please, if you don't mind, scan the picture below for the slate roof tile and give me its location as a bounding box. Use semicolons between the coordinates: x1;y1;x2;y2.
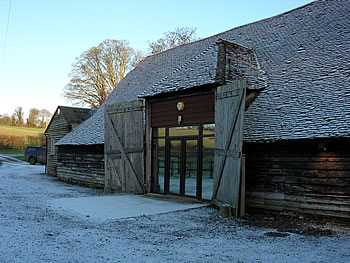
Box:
57;0;350;145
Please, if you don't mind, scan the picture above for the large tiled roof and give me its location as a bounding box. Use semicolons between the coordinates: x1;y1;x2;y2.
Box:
57;0;350;145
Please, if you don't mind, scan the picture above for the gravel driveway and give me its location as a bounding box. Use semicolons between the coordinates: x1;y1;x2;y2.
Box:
0;156;349;262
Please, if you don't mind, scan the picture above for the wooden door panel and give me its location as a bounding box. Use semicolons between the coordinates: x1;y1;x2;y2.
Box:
104;101;144;194
213;81;246;215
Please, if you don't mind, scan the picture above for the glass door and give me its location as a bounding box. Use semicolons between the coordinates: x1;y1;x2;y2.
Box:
167;138;198;197
169;140;182;195
154;124;214;200
184;139;198;197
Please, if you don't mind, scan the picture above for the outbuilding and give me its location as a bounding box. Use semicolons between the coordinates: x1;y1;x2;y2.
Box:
44;106;94;176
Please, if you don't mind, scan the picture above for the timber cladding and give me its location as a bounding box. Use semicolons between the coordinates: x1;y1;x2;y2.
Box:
150;92;215;127
244;139;350;218
46;113;71;176
57;145;104;188
45;106;94;176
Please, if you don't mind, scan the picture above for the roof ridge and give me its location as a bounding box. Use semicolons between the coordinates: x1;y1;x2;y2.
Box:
58;105;92;110
143;1;318;61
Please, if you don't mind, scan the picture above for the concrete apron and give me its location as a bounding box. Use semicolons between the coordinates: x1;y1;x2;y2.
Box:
48;193;209;221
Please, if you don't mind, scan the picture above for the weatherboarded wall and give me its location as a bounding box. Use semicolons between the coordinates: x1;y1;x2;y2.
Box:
46;114;70;176
244;139;350;218
57;145;104;188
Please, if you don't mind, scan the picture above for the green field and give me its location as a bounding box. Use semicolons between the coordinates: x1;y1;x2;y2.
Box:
0;125;45;149
0;125;45;137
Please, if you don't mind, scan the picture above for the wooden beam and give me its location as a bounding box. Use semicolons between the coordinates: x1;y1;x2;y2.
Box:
240;155;246;217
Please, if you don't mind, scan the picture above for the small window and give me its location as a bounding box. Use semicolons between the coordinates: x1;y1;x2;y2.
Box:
50;139;55;155
203;124;215;135
169;126;199;137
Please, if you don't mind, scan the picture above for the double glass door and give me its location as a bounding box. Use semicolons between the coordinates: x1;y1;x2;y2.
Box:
153;124;215;200
167;139;198;196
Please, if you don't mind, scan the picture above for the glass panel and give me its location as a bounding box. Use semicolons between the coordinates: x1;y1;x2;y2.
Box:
202;136;215;200
154;127;165;137
169;126;199;137
155;139;165;193
185;140;197;197
203;124;215;135
169;140;181;194
158;127;166;137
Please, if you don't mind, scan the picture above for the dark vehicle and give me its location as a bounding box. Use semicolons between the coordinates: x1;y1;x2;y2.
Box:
24;146;46;165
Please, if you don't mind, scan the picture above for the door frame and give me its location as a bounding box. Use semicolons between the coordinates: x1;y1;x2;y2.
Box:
151;123;215;200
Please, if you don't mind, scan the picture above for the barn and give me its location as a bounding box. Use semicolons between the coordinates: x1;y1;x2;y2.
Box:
44;106;94;176
58;0;350;218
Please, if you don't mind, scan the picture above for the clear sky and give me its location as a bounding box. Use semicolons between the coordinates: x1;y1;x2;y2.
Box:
0;0;314;118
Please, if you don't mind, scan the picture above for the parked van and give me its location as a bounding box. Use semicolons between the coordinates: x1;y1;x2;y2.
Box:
24;146;46;165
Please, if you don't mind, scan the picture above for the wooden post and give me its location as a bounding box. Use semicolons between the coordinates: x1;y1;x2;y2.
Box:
145;101;152;193
240;154;246;217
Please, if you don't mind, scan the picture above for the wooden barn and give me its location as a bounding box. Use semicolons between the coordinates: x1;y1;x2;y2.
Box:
59;0;350;218
44;106;94;176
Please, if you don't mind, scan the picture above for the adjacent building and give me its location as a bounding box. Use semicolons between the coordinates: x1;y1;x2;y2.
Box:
44;106;94;176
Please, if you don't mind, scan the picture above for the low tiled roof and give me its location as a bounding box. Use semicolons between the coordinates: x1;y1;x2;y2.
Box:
45;106;94;134
57;0;350;145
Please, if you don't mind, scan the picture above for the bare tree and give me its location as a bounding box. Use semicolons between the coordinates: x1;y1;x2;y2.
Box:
132;49;145;68
63;39;144;109
39;109;52;128
0;114;11;126
11;113;16;126
27;108;40;128
148;27;199;55
14;107;24;126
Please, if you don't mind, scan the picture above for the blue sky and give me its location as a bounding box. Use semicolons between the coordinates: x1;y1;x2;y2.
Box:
0;0;313;118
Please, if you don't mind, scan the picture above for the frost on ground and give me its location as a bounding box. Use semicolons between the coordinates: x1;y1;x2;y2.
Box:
0;156;349;263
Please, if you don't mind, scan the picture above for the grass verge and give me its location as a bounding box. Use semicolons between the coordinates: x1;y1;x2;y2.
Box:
0;148;24;155
0;148;25;162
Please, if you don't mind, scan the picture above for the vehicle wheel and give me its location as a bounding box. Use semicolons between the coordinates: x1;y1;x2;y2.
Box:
29;157;36;165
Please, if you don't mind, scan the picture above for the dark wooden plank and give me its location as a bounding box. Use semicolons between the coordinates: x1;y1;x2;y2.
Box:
240;155;246;217
151;92;215;127
244;138;350;218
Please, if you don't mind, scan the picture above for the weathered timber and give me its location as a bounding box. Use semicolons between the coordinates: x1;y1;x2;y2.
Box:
104;101;144;194
213;81;246;216
46;113;70;176
45;106;93;176
57;144;104;188
244;139;350;218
